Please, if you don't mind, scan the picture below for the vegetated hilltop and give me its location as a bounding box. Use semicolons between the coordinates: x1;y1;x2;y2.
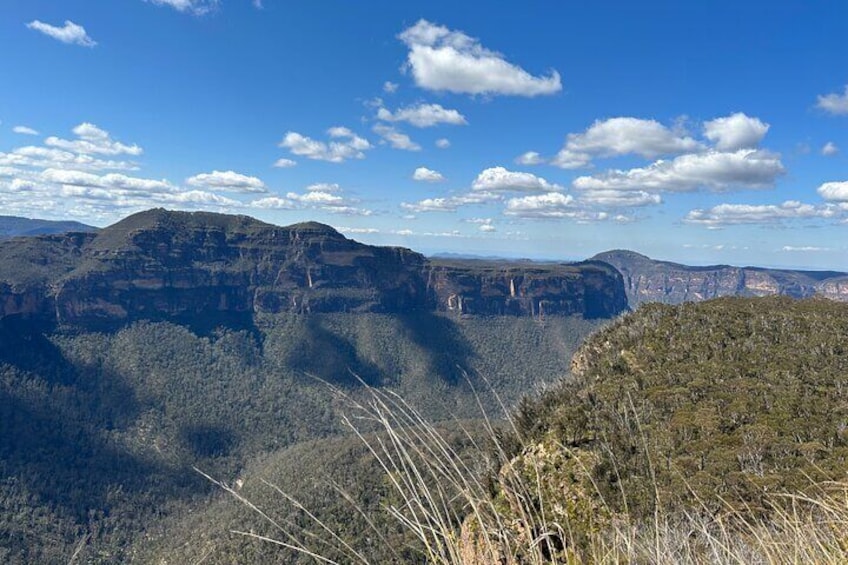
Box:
0;208;627;327
593;249;848;306
480;296;848;562
0;215;98;239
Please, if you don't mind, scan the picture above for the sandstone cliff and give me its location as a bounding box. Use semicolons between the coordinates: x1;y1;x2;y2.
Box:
0;209;628;326
593;249;848;306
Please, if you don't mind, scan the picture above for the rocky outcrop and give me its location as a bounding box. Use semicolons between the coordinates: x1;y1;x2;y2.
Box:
0;209;628;327
426;259;628;319
593;250;848;306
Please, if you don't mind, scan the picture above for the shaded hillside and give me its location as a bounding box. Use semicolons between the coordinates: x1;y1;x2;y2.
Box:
0;209;627;326
593;249;848;306
0;215;97;239
0;312;600;563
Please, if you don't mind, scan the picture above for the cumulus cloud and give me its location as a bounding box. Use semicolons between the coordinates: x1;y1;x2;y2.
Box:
372;124;420;151
573;149;785;193
273;158;297;168
0;123;264;222
146;0;219;15
27;20;96;47
377;103;467;127
280;127;371;163
383;81;399;93
822;142;839;157
684;200;839;227
578;189;661;208
252;183;371;216
552;117;702;169
515;151;544;165
465;217;496;232
435;138;451;149
504;192;577;218
40;168;174;193
818;181;848;201
0;145;138;172
401;192;500;213
45;123;143;156
186;170;267;193
398;19;561;97
817;86;848;115
251;196;295;210
472;166;563;192
412;167;445;182
703;112;769;151
12;126;39;136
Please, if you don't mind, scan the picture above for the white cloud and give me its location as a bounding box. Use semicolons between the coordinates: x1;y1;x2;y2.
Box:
40;168;174;193
146;0;219;15
401;192;500;213
251;196;295;210
504;192;575;218
383;81;399;93
573;149;785;193
817;86;848;115
12;126;39;136
818;181;848;201
398;19;561;97
515;151;544;165
254;183;372;216
435;138;451;149
466;217;496;232
552;117;702;169
578;189;662;208
339;227;381;235
27;20;96;47
471;166;563;192
703;113;769;151
376;103;467;127
45;123;143;156
186;170;267;193
822;142;839;157
305;182;342;193
280;127;371;163
412;167;445;182
0;146;138;172
372;124;420;151
684;200;839;227
781;246;831;252
273;158;297;168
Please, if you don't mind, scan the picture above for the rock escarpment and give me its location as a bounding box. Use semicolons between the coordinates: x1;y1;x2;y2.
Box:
426;259;627;319
593;249;848;306
0;209;628;327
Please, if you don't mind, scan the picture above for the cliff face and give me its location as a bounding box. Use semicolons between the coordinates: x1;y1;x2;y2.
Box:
426;259;628;319
0;209;628;326
593;250;848;306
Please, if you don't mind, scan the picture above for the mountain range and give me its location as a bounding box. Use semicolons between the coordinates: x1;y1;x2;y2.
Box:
0;215;97;239
1;208;846;563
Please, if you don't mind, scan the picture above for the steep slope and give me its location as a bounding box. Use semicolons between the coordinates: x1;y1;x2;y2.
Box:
593;249;848;306
478;296;848;561
0;209;628;325
0;312;601;563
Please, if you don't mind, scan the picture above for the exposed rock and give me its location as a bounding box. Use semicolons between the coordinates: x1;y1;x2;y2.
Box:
0;209;628;327
593;249;847;306
426;259;628;319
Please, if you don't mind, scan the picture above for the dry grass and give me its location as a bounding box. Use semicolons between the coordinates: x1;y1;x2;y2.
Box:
211;380;848;564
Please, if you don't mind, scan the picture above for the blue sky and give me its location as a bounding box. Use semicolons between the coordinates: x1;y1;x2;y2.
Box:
1;0;848;269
